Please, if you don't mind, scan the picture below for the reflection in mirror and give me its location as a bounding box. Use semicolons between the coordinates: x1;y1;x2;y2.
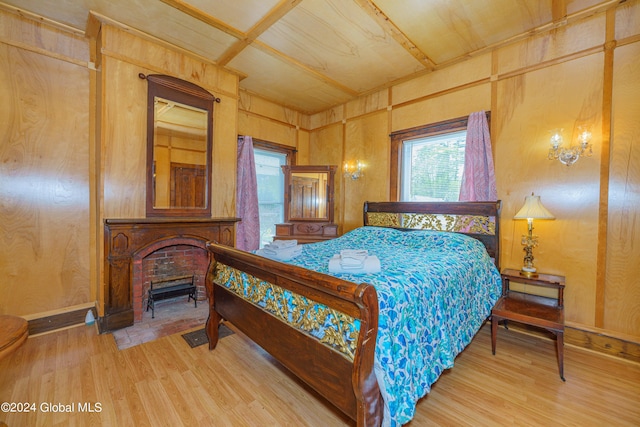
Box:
290;171;328;220
143;74;219;217
282;165;336;223
153;98;208;209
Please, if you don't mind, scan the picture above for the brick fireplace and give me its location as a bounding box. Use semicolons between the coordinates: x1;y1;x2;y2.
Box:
133;237;209;322
101;218;238;332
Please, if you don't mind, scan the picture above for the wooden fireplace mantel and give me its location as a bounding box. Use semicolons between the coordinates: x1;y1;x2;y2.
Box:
100;217;239;333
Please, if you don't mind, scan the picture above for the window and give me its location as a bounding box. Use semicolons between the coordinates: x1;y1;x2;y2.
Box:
400;130;466;201
390;114;490;201
254;149;286;247
252;140;296;248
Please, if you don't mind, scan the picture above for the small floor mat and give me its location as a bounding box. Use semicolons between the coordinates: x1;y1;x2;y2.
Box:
181;324;234;348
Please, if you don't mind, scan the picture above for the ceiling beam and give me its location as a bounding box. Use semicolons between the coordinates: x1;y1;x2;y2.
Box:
552;0;568;23
159;0;244;39
353;0;436;70
217;0;303;66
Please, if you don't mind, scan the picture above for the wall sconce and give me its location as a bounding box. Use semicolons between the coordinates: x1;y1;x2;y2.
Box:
513;193;555;278
548;126;592;166
343;160;364;180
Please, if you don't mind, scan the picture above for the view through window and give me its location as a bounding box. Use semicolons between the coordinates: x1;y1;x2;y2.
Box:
254;149;287;247
400;130;466;202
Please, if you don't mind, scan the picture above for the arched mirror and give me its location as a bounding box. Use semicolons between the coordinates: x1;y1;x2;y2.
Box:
143;74;218;217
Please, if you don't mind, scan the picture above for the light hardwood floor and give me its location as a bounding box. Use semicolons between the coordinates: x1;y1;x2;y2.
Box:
1;321;639;426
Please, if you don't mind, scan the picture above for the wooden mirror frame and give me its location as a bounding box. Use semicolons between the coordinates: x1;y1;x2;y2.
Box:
282;165;336;223
144;74;218;217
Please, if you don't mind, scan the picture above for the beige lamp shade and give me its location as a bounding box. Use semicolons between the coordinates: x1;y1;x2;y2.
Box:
514;194;555;220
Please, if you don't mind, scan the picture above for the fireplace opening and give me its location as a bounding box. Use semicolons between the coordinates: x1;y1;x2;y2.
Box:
132;240;209;323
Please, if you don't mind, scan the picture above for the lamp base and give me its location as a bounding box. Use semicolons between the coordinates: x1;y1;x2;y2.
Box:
520;267;538;278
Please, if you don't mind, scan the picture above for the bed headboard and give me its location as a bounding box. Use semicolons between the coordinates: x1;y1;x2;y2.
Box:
363;201;501;270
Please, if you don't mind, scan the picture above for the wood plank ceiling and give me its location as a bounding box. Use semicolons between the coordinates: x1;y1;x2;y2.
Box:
2;0;619;113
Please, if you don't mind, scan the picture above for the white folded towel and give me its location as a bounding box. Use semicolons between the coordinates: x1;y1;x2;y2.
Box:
329;254;380;274
256;244;303;261
339;249;368;267
340;256;366;267
262;244;302;256
265;240;298;249
340;249;368;257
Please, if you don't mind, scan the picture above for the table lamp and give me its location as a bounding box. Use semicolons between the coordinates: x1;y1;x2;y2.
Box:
514;193;555;277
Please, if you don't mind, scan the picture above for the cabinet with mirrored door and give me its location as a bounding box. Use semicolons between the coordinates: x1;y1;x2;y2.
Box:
274;165;339;243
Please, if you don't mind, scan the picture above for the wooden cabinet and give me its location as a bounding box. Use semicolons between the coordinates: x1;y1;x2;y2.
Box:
275;165;339;243
491;268;566;380
275;222;339;244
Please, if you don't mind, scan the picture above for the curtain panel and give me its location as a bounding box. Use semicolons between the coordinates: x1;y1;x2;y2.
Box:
236;136;260;251
459;111;498;201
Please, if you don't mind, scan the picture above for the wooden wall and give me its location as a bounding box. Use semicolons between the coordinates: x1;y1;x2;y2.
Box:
308;1;640;344
0;9;92;319
1;1;638;352
0;8;240;320
237;90;310;164
607;23;640;338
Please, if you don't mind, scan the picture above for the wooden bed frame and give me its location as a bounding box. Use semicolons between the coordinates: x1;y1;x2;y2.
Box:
205;201;501;426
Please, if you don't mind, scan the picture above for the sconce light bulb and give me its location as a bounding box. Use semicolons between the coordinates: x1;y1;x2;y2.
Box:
578;128;591;145
549;129;563;148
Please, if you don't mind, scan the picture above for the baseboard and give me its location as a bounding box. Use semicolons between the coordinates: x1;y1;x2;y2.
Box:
500;321;640;364
565;326;640;363
21;306;640;363
27;305;97;336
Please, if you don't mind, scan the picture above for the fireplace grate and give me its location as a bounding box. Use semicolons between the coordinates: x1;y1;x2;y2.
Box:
146;275;197;318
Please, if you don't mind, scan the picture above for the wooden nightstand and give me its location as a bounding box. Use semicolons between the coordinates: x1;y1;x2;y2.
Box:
491;268;566;381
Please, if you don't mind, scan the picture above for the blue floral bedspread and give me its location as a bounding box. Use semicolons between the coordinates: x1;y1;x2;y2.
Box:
284;226;502;426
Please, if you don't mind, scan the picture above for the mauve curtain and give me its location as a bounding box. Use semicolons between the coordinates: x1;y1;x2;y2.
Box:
236;135;260;251
459;111;498;201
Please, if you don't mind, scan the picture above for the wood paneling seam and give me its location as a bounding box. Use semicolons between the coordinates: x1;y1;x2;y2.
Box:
0;38;87;68
239;109;301;130
310;78;490;131
498;45;606;81
594;5;617;328
392;78;491;110
0;3;85;36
